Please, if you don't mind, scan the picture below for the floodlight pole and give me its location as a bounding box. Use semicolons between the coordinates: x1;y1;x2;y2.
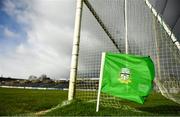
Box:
68;0;83;101
125;0;128;54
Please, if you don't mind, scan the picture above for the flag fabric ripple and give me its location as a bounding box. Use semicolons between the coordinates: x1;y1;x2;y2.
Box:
101;53;155;104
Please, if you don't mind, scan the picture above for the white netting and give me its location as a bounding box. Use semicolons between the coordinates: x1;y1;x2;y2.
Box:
75;0;180;107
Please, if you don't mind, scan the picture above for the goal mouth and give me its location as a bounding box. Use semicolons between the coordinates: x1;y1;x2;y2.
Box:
69;0;180;109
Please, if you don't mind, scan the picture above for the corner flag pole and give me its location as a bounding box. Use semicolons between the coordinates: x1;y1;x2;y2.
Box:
96;52;106;112
68;0;83;101
125;0;128;54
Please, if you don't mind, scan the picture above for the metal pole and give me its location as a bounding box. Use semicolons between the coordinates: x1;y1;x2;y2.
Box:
145;0;180;51
125;0;128;54
68;0;83;101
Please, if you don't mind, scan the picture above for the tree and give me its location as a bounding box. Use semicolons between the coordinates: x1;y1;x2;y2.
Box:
28;75;37;81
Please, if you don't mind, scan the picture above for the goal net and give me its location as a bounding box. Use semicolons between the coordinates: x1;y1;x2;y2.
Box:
74;0;180;107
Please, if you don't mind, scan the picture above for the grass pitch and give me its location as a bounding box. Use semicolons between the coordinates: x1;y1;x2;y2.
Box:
45;92;180;116
0;88;67;116
0;87;180;116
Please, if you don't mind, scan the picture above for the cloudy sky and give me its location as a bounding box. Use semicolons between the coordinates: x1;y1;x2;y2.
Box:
0;0;75;79
0;0;179;80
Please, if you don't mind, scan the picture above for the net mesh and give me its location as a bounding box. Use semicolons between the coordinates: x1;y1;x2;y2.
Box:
75;0;180;107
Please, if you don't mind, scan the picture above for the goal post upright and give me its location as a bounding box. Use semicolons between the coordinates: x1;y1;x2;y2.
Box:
124;0;128;54
68;0;83;101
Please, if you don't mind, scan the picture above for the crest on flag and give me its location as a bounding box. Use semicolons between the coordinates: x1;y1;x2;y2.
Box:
119;68;131;84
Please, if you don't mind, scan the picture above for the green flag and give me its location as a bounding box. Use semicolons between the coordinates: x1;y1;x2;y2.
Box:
101;53;155;104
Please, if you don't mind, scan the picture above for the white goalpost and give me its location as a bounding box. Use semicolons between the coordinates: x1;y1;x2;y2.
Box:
68;0;83;101
124;0;128;54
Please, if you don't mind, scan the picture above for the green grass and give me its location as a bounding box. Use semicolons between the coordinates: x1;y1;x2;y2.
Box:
45;92;180;116
0;87;180;116
0;88;67;116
